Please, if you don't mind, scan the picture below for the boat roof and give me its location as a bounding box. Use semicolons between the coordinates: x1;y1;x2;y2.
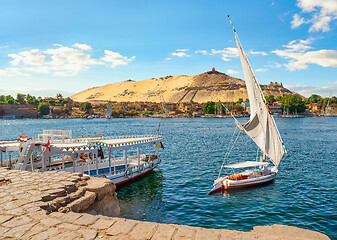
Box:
0;135;163;151
97;135;162;147
225;161;269;169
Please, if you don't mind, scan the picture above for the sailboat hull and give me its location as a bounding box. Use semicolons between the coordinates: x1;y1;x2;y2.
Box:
208;172;276;194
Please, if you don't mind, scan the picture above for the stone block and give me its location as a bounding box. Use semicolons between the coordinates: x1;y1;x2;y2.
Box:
173;225;197;240
49;230;80;240
40;217;63;227
57;222;81;231
150;224;177;240
90;217;115;230
252;225;330;240
2;216;33;228
0;214;13;224
73;213;98;226
106;218;137;236
195;229;220;240
61;211;82;223
2;222;36;239
30;226;62;240
77;228;98;239
68;191;96;213
128;222;158;240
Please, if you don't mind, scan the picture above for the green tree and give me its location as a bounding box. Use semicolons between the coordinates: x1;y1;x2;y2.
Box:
281;95;306;114
203;101;215;114
237;98;243;104
275;95;282;102
307;94;322;104
265;95;276;104
16;93;26;104
7;99;14;104
233;103;244;112
0;95;5;102
48;99;55;106
81;102;92;112
38;102;50;115
63;108;70;115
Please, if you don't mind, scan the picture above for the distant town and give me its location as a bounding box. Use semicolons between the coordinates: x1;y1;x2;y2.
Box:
0;93;336;119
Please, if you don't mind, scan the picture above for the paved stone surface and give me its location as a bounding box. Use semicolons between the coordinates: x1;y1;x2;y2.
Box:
0;167;331;240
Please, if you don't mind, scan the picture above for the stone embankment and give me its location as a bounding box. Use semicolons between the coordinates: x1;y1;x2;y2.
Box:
0;167;330;239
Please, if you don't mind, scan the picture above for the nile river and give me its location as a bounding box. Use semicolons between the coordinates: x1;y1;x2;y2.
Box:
1;117;336;239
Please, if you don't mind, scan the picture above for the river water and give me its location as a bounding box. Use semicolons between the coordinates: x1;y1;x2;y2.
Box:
1;117;336;239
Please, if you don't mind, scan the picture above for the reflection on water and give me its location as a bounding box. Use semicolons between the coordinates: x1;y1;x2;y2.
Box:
117;169;165;222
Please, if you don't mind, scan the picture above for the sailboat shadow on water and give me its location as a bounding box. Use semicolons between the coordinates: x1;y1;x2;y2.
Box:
208;16;288;195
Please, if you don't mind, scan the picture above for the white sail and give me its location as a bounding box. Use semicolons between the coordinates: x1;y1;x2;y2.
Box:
106;101;112;117
229;19;285;168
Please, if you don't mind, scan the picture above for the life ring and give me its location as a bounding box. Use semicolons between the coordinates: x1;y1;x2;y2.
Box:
72;152;79;160
125;168;133;178
138;165;144;173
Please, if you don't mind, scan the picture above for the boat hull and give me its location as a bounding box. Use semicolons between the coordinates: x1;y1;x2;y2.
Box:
208;172;276;194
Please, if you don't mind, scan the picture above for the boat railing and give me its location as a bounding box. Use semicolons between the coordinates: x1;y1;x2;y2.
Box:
49;135;161;145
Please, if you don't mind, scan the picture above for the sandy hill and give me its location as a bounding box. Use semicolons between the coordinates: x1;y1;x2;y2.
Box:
71;69;295;103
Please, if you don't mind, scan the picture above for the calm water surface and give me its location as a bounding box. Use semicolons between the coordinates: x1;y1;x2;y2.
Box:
0;117;336;239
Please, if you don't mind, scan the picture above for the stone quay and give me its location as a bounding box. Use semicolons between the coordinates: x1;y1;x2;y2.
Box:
0;167;330;239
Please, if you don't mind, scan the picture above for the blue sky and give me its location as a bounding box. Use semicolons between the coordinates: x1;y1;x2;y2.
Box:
0;0;336;98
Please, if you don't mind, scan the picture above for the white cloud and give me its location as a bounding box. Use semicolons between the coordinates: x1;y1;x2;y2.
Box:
226;69;238;75
272;38;337;71
1;44;135;76
9;49;45;66
286;84;337;97
291;13;308;28
72;43;93;51
256;68;268;72
0;68;31;77
267;62;282;68
249;50;268;56
170;51;191;57
292;0;337;32
165;57;172;61
194;50;208;55
210;47;238;62
176;49;189;52
102;50;135;68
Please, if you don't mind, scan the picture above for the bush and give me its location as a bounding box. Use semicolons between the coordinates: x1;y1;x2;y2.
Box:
63;108;70;115
81;102;92;112
7;99;14;104
203;101;215;114
38;102;50;115
48;99;55;106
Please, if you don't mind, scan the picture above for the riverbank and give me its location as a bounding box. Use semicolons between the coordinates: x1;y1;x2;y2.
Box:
0;167;330;239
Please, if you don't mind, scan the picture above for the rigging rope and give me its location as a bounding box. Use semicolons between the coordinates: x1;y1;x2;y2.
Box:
217;127;241;179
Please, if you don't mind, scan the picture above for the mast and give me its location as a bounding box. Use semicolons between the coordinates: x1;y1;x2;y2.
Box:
227;16;287;167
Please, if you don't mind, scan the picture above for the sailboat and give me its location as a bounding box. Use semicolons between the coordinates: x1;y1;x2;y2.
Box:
208;16;288;194
106;101;112;119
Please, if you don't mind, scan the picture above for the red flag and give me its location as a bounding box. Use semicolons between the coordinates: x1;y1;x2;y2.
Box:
46;140;50;149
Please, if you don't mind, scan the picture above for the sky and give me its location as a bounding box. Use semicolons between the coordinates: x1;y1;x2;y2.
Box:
0;0;337;98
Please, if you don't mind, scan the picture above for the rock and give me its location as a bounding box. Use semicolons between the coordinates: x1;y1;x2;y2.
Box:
85;177;116;200
85;192;120;217
67;191;96;213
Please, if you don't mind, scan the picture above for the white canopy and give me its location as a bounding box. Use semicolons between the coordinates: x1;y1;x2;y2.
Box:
225;161;269;169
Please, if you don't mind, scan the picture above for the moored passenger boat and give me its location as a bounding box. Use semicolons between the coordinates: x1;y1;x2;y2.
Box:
0;129;164;187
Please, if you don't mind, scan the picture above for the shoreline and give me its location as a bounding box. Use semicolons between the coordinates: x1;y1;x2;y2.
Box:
0;167;330;239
